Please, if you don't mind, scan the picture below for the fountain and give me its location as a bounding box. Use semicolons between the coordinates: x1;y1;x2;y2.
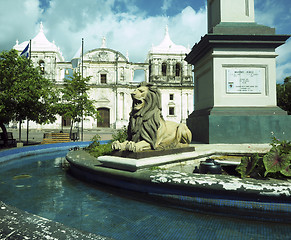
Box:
1;86;290;238
66;82;291;223
1;145;291;239
1;0;291;238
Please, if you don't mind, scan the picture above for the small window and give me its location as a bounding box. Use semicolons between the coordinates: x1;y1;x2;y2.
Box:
169;107;175;116
162;62;167;76
101;74;107;84
169;94;174;101
39;60;45;75
175;63;181;77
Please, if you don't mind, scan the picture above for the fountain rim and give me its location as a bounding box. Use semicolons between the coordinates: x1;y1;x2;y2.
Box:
66;148;291;223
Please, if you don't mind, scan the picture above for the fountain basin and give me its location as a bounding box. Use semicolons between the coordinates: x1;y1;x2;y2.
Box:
66;149;291;223
0;142;113;240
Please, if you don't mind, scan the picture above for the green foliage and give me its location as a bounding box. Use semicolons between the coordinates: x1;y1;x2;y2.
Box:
85;134;113;158
57;72;100;135
85;127;128;158
235;154;264;178
277;76;291;114
0;49;58;124
236;137;291;179
0;49;58;143
59;72;99;120
270;136;291;154
263;148;291;177
111;126;128;143
263;137;291;177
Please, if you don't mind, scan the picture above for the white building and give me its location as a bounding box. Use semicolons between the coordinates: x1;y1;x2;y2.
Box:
147;26;194;124
13;23;193;130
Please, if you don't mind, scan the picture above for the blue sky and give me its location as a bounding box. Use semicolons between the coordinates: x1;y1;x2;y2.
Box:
0;0;290;83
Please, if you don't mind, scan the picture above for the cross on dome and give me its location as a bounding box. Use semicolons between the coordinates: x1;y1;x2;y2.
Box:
40;22;44;32
165;25;169;34
101;36;106;48
13;22;64;62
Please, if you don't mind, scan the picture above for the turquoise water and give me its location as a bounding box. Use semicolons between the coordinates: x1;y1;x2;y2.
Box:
0;150;291;240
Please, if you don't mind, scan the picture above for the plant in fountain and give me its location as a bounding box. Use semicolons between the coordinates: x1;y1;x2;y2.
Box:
236;137;291;179
85;126;128;158
263;137;291;177
235;154;265;178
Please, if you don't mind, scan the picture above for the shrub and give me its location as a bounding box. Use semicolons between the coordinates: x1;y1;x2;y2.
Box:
84;134;112;158
111;126;128;143
235;154;265;179
263;137;291;177
236;137;291;179
85;127;128;158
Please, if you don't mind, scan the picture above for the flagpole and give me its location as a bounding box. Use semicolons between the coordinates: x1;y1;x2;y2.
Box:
19;121;21;143
81;38;84;142
26;39;31;145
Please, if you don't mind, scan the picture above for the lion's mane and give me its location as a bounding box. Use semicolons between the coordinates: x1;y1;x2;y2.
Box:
127;82;163;149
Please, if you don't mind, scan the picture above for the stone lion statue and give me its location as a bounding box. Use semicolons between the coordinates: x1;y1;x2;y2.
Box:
112;82;192;152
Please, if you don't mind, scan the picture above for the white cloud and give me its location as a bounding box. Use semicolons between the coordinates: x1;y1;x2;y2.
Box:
255;0;291;82
162;0;173;14
276;39;291;65
0;0;41;50
276;38;291;83
37;1;207;63
276;62;291;84
170;6;207;48
5;0;289;84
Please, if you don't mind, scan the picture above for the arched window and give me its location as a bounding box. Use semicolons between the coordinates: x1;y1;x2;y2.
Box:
39;60;45;74
162;62;167;76
175;63;181;77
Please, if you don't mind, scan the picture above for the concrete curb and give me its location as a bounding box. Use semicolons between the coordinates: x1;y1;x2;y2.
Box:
0;201;113;240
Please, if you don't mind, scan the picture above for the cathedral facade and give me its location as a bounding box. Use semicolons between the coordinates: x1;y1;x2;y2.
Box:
13;23;193;130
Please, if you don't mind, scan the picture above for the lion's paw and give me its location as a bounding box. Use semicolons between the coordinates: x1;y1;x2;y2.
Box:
112;140;121;150
126;141;137;152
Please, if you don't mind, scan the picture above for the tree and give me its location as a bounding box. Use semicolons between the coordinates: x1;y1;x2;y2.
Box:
277;76;291;115
0;49;58;146
58;72;99;138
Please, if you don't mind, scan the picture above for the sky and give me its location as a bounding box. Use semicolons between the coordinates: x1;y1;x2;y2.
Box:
0;0;290;83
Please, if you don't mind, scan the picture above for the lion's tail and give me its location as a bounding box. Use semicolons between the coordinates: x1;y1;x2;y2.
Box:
176;123;192;144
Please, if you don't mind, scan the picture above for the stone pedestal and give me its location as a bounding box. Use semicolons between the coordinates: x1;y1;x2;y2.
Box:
185;34;290;143
187;107;291;143
185;0;291;143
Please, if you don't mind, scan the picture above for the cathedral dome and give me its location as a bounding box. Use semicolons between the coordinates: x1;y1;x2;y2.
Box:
149;26;188;54
14;22;64;62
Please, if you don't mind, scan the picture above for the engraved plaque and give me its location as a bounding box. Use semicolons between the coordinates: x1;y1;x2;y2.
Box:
226;68;264;93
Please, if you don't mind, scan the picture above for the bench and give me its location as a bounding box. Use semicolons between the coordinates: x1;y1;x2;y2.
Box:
41;132;71;144
0;132;17;147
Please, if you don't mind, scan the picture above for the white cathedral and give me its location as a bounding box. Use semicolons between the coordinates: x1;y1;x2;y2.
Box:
13;23;194;130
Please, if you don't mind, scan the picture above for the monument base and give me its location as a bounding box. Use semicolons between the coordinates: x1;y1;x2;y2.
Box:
111;146;196;159
187;107;291;144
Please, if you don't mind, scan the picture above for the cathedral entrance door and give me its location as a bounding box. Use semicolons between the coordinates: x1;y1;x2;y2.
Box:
97;108;110;128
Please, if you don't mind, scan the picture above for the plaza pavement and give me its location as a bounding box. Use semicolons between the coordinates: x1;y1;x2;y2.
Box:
7;127;114;145
2;127;272;154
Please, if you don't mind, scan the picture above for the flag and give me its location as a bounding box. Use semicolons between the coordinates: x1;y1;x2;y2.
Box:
20;42;29;58
71;45;82;68
71;58;80;69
